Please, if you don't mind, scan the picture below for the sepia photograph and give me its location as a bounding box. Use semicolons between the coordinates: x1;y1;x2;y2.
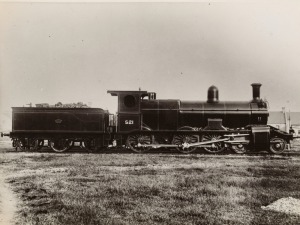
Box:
1;0;300;224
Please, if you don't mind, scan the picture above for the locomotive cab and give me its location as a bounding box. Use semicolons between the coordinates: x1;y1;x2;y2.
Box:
107;90;148;133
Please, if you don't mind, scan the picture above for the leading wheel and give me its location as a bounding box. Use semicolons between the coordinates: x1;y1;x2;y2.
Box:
269;137;286;154
50;139;73;153
126;134;151;153
202;134;225;153
230;144;247;154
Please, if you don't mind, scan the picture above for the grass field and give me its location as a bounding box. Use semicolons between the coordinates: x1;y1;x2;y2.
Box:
1;140;300;225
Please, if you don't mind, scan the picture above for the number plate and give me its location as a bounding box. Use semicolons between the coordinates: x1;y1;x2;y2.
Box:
119;114;140;132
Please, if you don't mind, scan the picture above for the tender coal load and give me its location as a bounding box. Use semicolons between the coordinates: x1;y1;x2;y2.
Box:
35;102;90;108
54;102;90;108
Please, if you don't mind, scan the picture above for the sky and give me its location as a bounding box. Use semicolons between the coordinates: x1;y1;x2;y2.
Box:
0;1;300;131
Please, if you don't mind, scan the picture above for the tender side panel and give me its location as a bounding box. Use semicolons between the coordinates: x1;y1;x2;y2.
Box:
12;108;107;133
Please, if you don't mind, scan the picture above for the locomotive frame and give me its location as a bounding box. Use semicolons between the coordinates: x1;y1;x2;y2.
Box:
1;83;293;154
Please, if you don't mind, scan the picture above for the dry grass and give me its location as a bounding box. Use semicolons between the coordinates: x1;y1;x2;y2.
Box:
0;140;300;225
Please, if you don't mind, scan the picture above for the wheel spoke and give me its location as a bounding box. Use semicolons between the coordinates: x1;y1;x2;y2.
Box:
230;144;247;154
126;134;151;153
202;134;225;153
172;127;198;153
269;138;286;154
50;139;72;153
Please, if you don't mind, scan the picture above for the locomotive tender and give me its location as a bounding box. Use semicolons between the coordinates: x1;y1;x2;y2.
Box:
1;83;293;154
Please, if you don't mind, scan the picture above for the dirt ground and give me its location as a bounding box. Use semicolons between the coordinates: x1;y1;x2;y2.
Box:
0;140;18;225
0;172;18;225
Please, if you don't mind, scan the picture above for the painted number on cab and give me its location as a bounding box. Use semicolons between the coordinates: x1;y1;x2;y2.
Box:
125;120;134;125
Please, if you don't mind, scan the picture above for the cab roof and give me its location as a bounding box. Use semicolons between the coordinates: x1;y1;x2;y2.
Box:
107;90;149;98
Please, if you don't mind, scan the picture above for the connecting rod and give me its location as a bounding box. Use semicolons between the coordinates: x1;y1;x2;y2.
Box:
136;138;230;149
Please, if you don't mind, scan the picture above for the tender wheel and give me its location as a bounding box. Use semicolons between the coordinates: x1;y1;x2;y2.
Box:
269;137;286;154
16;139;26;151
230;144;247;154
83;139;97;152
172;132;198;154
50;139;73;153
67;141;74;150
202;134;225;153
30;139;44;151
126;134;151;153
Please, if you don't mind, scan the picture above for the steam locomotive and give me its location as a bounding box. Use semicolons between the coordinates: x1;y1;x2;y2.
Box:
1;83;293;154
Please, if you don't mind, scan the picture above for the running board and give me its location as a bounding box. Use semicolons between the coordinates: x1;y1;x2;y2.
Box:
137;144;181;149
224;134;250;137
224;140;250;144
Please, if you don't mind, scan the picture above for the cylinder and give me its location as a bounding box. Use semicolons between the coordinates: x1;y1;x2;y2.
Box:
251;83;262;102
207;85;219;103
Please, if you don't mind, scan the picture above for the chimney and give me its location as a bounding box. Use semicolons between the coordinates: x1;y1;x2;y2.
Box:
251;83;262;102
